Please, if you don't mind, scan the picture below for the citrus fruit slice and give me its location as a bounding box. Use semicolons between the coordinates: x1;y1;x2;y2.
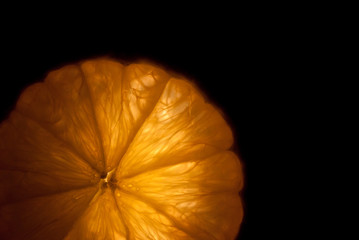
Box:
0;58;243;240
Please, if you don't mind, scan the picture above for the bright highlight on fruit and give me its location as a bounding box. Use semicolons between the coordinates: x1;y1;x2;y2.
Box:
0;58;244;240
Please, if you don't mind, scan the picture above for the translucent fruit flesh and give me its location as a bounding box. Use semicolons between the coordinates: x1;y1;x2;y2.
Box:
0;59;243;240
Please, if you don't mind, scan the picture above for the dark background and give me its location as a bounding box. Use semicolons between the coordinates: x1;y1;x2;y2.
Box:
0;22;295;239
1;3;341;237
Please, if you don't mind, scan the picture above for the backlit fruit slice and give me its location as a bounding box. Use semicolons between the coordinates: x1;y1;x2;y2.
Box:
0;58;243;240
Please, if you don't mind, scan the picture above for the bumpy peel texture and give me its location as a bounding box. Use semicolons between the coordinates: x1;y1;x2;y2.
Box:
0;59;243;240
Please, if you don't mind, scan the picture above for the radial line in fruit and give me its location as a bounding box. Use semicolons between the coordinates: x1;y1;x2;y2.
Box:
77;64;107;172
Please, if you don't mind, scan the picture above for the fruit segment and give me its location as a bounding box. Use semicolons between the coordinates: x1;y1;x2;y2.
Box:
116;78;233;179
0;112;99;205
117;151;243;240
80;60;170;171
0;186;98;240
64;188;127;240
15;67;105;172
114;190;193;240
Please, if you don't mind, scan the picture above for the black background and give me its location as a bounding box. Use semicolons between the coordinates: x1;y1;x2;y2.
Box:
0;19;295;239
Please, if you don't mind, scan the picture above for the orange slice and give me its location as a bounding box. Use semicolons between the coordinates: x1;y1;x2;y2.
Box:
0;58;243;240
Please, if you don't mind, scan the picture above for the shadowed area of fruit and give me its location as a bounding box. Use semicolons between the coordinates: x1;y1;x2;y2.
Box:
0;58;243;240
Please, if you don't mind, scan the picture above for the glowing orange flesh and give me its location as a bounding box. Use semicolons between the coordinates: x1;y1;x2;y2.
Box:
0;59;243;240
